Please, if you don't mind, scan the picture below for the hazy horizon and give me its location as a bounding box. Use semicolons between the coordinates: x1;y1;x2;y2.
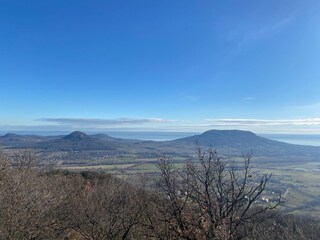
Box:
1;130;320;146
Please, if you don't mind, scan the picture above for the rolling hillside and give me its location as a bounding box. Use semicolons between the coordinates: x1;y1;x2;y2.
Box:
1;130;320;161
170;130;320;157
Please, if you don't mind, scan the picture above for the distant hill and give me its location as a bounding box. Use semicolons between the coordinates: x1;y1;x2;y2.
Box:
91;133;141;143
0;133;45;141
35;131;115;151
171;130;320;158
63;131;89;141
0;133;53;148
1;130;320;161
172;130;262;147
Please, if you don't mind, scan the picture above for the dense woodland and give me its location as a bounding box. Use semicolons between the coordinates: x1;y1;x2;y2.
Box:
0;149;320;240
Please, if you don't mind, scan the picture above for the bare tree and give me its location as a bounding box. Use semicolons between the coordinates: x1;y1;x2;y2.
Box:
0;150;76;239
67;173;145;240
149;147;281;240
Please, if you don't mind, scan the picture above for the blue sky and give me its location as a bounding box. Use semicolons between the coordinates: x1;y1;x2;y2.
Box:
1;0;320;133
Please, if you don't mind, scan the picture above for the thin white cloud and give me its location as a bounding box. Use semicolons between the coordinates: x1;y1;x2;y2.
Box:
3;117;320;134
227;17;293;49
243;97;255;101
38;117;172;127
3;119;320;134
205;118;320;126
243;17;292;42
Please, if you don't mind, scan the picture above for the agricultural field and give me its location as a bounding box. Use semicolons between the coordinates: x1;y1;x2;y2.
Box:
60;156;320;218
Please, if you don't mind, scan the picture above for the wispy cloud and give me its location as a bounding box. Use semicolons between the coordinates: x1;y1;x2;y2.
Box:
38;117;172;127
3;117;320;134
243;17;292;42
205;118;320;126
0;118;320;134
227;17;293;48
243;97;255;101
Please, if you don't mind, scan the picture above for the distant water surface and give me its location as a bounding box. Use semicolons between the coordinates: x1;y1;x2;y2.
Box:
106;132;197;141
259;134;320;146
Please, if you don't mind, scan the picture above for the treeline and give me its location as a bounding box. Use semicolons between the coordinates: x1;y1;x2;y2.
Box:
0;150;320;239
